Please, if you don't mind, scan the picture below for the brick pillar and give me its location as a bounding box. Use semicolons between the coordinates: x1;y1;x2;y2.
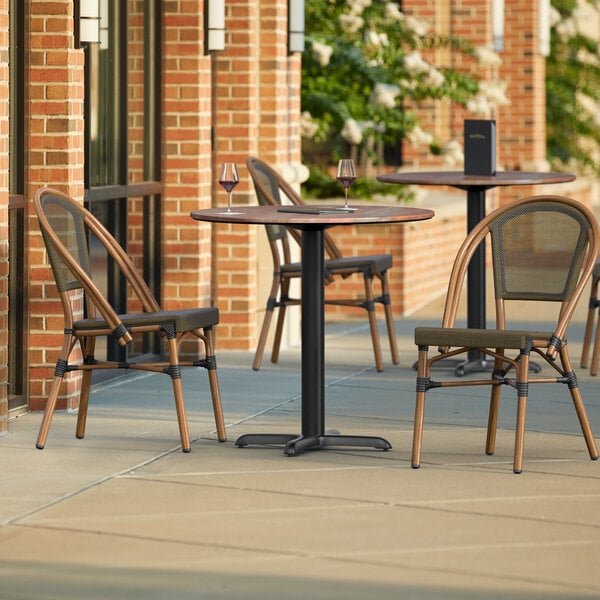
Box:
499;0;547;171
212;0;303;350
27;0;85;411
212;0;261;349
162;3;213;322
0;0;9;431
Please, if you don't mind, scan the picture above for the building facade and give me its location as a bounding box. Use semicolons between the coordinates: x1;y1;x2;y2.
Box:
1;0;584;433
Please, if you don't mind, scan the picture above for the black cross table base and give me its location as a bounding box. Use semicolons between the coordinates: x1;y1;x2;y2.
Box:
235;433;392;455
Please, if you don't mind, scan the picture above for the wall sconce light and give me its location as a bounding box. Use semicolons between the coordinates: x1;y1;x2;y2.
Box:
288;0;305;54
492;0;505;52
75;0;100;48
538;0;551;56
206;0;226;53
99;0;109;50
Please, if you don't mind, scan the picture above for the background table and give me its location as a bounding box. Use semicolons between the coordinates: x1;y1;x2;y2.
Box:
376;171;576;375
191;204;434;455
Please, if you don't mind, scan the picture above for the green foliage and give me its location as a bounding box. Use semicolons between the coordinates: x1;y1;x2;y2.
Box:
547;0;600;176
301;0;503;198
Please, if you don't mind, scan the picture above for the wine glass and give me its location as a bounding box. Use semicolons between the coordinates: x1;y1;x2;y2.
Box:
336;159;357;210
218;162;240;214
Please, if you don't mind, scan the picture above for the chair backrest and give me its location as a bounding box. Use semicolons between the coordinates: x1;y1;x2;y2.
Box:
36;189;92;294
246;156;295;244
33;187;160;344
246;156;343;260
443;195;600;341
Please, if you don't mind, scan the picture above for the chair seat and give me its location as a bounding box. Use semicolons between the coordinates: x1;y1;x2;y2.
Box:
75;307;219;334
280;254;392;278
415;327;553;350
326;254;392;274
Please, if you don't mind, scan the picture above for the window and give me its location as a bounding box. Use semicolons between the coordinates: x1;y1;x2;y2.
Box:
84;0;162;368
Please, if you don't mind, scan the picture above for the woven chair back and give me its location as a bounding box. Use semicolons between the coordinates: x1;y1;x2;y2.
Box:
489;199;591;303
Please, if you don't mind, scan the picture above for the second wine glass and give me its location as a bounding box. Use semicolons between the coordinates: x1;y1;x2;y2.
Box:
336;159;357;210
218;162;240;214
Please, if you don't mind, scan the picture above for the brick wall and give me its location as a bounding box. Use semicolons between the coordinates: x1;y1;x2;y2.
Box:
27;0;85;412
400;0;548;179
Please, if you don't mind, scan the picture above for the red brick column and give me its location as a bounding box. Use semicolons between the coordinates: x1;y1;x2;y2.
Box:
211;0;260;349
27;0;85;411
212;0;303;349
162;3;213;323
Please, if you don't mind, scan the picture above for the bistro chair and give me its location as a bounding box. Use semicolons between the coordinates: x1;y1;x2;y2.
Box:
411;195;599;474
580;258;600;375
246;156;399;372
33;187;226;452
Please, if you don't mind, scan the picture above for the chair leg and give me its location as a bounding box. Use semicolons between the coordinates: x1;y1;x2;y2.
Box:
581;273;599;370
75;370;93;440
271;278;290;364
590;304;600;376
411;347;429;468
380;273;399;365
485;355;504;455
36;334;76;449
35;375;63;450
166;337;191;452
252;275;281;371
363;275;384;372
512;351;530;474
204;327;227;442
253;301;275;371
561;346;599;460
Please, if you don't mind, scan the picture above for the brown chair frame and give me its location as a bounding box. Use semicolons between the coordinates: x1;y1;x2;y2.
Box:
33;187;226;451
580;258;600;375
412;195;600;473
246;156;399;372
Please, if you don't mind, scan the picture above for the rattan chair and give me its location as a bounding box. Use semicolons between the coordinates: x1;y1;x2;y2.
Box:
246;156;399;372
33;187;226;451
412;195;599;473
580;258;600;375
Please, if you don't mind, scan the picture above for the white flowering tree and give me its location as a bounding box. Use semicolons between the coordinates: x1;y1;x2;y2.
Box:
547;0;600;177
301;0;508;198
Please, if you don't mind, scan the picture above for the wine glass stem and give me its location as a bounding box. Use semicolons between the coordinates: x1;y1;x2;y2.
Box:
344;188;349;209
227;191;232;213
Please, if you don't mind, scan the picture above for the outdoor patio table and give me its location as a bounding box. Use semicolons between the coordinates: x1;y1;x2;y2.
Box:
376;170;576;375
191;204;434;455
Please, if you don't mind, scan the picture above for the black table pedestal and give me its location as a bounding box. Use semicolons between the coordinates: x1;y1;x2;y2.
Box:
235;227;392;455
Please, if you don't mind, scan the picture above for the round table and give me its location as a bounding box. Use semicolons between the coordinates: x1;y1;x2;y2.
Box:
191;204;435;455
376;171;576;375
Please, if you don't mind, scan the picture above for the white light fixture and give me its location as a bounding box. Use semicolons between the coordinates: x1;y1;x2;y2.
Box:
538;0;551;56
288;0;305;54
76;0;100;47
492;0;505;52
206;0;226;53
99;0;109;50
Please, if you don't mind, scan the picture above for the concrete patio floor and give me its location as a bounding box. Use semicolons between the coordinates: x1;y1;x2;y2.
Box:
2;293;600;599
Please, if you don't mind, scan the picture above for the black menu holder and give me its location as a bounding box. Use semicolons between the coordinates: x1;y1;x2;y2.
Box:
464;119;496;176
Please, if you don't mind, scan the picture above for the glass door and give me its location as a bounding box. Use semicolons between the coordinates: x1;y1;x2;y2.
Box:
84;0;162;371
8;0;27;413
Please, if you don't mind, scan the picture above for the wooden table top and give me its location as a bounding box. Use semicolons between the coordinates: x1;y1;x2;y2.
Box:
190;204;435;226
376;170;576;189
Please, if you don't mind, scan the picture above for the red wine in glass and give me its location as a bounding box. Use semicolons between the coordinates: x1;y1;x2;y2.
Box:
336;159;357;209
218;162;240;213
